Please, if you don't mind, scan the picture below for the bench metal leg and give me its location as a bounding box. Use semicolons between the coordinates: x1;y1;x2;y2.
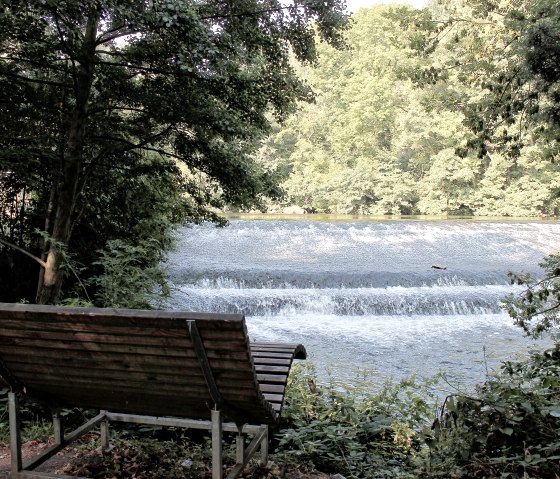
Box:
235;431;245;465
211;409;223;479
53;411;63;447
259;425;268;467
9;392;23;473
226;425;269;479
99;410;110;450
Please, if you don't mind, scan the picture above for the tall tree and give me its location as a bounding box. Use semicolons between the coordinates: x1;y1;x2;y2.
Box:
0;0;348;304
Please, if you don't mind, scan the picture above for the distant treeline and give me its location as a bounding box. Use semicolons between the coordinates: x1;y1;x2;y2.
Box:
257;2;560;217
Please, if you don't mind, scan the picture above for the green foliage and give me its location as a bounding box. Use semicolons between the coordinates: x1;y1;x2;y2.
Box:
504;254;560;337
259;2;560;216
0;0;348;303
90;239;170;309
420;343;560;478
0;388;53;444
276;364;440;478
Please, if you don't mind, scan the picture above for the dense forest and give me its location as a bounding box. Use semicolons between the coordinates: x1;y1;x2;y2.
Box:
258;1;560;216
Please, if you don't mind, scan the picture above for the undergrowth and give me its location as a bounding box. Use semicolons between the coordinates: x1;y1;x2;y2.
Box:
419;342;560;478
275;364;442;478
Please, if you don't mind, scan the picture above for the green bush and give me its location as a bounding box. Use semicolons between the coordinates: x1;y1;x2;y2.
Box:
421;343;560;478
275;364;441;478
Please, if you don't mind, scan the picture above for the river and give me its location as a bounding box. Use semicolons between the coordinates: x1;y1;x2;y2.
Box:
164;218;559;390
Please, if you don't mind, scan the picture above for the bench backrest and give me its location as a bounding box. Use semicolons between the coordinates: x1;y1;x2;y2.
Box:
0;303;303;425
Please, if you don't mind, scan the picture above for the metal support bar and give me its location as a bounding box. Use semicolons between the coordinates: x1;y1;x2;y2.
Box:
212;409;223;479
242;426;268;466
8;407;267;479
226;425;269;479
188;321;223;407
22;412;106;472
236;432;245;465
52;411;63;446
104;412;261;433
99;410;109;450
9;392;22;473
13;471;88;479
259;425;269;467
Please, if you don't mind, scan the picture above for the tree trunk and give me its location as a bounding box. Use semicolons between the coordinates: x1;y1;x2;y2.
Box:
36;13;99;304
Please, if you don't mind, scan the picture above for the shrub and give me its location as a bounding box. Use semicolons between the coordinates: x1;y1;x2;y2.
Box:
275;364;441;478
421;343;560;478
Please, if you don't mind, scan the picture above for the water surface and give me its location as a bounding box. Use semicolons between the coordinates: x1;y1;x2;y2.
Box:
165;218;559;389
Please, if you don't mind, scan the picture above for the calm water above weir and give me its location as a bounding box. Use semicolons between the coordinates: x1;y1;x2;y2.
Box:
165;218;560;389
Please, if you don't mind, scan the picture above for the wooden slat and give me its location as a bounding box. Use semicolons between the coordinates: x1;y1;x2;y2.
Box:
251;343;307;360
25;382;265;408
259;384;285;394
253;357;292;366
263;393;284;404
0;334;252;355
256;374;288;384
0;303;244;323
0;319;188;337
0;347;196;368
251;352;293;358
254;364;289;374
22;375;263;401
0;328;193;347
7;363;206;385
0;337;189;356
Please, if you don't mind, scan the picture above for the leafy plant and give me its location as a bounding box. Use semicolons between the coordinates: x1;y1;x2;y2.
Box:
421;344;560;478
276;364;440;478
0;388;54;444
504;253;560;337
90;239;170;309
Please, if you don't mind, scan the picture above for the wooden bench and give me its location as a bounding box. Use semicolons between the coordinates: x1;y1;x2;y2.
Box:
0;303;306;479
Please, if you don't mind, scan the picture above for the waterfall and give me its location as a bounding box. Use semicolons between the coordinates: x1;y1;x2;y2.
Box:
165;219;559;387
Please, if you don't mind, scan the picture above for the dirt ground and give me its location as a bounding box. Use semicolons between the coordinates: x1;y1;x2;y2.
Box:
0;439;83;478
0;440;333;479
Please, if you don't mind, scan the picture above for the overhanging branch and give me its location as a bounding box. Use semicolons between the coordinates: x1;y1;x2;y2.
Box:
0;237;46;269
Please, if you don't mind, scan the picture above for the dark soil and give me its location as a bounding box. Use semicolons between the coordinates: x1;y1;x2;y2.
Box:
0;439;332;479
0;439;83;478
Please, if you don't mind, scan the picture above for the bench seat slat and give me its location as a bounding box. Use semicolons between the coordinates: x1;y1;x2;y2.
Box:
262;393;284;403
251;352;293;358
256;374;288;384
22;376;267;400
258;384;285;394
0;337;253;357
25;386;275;421
253;357;292;366
1;346;256;372
254;364;290;373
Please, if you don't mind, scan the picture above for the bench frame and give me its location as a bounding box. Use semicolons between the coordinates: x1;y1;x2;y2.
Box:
0;303;305;479
9;392;268;479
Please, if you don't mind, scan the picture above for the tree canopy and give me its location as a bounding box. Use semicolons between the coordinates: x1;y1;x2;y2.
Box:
0;0;348;304
257;1;560;216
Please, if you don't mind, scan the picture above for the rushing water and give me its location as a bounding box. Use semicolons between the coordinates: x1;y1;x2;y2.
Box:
165;218;560;389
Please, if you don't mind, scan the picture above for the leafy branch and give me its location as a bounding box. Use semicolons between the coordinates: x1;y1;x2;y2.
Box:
502;254;560;337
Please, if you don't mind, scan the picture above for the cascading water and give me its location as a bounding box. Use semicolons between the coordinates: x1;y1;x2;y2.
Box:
165;219;560;389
